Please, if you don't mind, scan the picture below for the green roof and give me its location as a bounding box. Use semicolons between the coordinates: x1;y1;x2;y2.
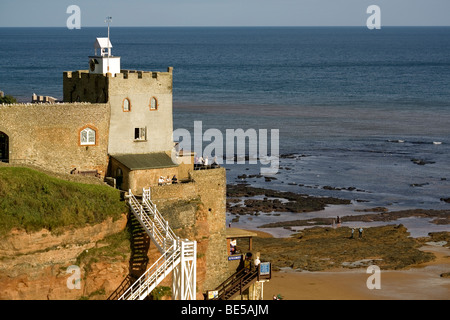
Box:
112;153;178;170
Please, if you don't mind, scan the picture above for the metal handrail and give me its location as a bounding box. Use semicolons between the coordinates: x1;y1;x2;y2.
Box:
128;195;167;252
142;197;178;241
120;190;196;300
119;243;180;300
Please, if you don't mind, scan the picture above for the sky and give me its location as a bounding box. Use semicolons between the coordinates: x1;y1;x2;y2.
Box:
0;0;449;27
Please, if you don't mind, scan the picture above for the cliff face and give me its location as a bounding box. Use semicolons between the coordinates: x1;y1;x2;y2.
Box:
0;214;129;300
0;200;220;300
0;168;228;300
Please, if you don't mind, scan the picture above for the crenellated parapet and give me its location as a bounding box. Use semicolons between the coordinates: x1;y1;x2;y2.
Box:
63;67;173;103
63;71;109;103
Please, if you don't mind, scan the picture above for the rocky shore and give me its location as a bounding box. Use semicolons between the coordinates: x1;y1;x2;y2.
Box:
226;183;450;273
252;225;450;272
226;183;449;228
227;184;350;218
258;208;450;228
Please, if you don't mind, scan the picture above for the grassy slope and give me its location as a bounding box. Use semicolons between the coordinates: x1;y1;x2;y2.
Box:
0;167;127;235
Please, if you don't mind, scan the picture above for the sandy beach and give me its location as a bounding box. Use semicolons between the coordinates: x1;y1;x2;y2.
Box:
263;244;450;300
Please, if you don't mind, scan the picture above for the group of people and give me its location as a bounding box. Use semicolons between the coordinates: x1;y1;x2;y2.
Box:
158;175;177;186
243;252;260;273
350;227;364;239
194;156;220;170
330;215;364;239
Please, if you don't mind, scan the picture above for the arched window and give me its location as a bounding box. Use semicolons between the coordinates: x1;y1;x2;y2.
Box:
150;97;158;111
80;127;96;146
123;98;131;112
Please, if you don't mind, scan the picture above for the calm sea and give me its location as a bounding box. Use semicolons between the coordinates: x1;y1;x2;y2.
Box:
0;27;449;235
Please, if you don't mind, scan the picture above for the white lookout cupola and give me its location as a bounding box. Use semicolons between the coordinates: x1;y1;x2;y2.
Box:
89;37;121;76
95;37;112;57
89;16;120;76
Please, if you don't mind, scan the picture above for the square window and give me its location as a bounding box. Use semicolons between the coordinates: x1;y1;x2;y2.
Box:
134;127;146;141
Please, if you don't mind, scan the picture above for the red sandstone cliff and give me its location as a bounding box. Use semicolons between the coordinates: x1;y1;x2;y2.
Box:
0;214;129;300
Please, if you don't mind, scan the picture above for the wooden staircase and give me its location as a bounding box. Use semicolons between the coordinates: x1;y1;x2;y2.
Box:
213;268;259;300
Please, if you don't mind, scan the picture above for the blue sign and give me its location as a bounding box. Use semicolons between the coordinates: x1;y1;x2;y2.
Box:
259;262;271;275
228;255;242;261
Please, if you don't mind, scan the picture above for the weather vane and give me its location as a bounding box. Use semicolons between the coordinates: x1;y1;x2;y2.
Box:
105;16;112;41
105;16;112;72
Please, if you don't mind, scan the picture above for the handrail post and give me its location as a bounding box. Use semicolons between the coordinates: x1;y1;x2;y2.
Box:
165;220;169;237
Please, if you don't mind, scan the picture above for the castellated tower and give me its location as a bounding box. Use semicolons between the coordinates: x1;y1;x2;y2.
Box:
61;37;183;192
63;37;174;156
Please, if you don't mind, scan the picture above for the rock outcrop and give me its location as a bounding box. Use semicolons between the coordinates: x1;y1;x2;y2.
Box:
0;214;128;300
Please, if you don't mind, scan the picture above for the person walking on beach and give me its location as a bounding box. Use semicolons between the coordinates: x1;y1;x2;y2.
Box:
350;228;354;239
359;227;363;239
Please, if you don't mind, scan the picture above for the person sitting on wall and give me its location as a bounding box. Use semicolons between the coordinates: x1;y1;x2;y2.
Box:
172;175;178;184
166;176;171;185
194;156;199;170
211;156;219;168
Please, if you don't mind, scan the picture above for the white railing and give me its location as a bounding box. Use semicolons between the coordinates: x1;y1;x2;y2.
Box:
120;189;197;300
128;190;175;254
142;189;178;245
119;243;181;300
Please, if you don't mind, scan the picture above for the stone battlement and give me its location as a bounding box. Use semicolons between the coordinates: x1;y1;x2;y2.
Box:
63;67;173;80
63;67;173;103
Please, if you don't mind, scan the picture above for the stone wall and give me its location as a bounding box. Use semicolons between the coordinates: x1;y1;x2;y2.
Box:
107;69;174;155
190;168;229;290
149;167;229;292
0;103;111;176
128;167;179;194
63;71;109;103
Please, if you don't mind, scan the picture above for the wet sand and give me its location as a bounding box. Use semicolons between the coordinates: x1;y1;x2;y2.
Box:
263;244;450;300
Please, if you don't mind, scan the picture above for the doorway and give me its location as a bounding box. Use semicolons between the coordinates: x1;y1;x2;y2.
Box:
116;167;123;190
0;132;9;163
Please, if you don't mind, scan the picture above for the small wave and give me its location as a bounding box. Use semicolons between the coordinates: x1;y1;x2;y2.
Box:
388;139;444;145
